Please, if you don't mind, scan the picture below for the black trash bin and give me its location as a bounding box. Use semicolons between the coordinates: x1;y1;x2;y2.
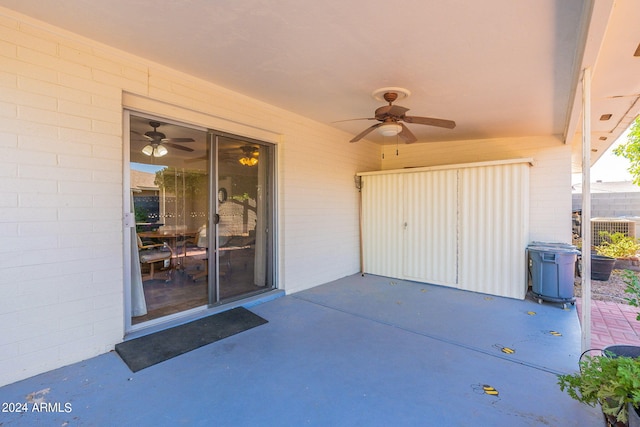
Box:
528;243;578;308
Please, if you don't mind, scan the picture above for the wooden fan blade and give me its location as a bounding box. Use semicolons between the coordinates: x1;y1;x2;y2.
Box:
350;123;383;142
131;130;153;140
388;105;410;117
164;142;194;152
402;115;456;129
398;123;417;144
163;137;195;143
332;118;376;123
375;105;410;118
185;155;208;163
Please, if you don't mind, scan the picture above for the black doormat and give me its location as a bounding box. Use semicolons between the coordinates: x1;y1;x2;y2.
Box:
115;307;268;372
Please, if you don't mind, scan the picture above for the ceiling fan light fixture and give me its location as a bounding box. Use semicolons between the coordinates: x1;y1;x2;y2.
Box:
378;123;403;137
239;156;258;166
142;143;168;157
155;145;168;157
238;145;259;166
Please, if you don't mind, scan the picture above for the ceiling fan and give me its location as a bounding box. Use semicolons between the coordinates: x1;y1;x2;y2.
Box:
344;90;456;143
220;145;260;165
238;145;259;166
133;121;196;157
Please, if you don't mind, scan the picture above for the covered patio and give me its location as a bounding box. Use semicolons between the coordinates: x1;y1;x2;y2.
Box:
0;275;601;426
2;0;640;390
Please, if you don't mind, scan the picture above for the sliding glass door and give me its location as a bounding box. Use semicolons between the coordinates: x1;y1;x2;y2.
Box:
214;135;273;301
127;113;275;328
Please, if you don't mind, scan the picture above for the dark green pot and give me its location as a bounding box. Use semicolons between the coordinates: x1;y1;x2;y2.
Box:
591;255;616;281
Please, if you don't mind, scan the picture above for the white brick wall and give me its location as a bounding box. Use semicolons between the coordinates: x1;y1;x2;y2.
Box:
0;7;380;386
281;131;379;294
0;10;127;384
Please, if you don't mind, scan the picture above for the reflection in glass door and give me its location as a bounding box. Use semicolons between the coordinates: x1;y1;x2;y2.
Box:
215;135;273;301
129;115;209;325
127;113;275;328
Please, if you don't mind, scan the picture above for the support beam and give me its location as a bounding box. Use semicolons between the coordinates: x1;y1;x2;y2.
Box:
581;68;592;353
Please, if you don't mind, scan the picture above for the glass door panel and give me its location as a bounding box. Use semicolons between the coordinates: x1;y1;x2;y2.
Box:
127;113;275;328
129;114;209;324
216;136;272;301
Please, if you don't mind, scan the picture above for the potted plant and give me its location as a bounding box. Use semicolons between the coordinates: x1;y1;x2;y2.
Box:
592;232;640;281
559;269;640;426
558;353;640;426
621;269;640;322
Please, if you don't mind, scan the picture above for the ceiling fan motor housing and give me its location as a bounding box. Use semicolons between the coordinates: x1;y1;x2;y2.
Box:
145;121;166;140
383;92;398;103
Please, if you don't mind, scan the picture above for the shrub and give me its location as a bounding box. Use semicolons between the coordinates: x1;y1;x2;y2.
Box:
595;231;640;259
558;353;640;424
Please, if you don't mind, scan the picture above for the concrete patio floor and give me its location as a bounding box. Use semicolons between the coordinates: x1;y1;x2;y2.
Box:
0;274;602;426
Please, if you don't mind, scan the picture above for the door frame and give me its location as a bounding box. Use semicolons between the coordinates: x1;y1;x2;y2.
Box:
208;130;278;306
123;110;278;334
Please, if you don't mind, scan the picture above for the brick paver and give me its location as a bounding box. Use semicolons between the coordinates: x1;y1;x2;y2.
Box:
576;299;640;350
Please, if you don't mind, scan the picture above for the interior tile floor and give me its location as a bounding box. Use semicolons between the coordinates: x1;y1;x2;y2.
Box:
0;274;602;426
133;247;265;324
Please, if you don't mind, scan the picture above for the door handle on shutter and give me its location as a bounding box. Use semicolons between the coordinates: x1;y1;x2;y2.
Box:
213;214;220;225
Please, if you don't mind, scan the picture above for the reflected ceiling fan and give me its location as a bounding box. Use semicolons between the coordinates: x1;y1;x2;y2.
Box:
133;121;195;157
343;89;456;143
238;145;259;166
219;145;260;166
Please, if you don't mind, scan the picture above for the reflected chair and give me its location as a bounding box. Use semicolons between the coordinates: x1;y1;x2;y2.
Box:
189;225;209;281
137;235;174;280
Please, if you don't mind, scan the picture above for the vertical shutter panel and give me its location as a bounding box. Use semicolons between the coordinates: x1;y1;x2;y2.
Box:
361;174;404;277
458;164;529;298
403;170;458;286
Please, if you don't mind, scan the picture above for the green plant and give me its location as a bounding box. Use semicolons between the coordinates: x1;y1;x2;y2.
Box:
620;269;640;322
154;167;208;195
595;231;640;259
558;354;640;424
612;116;640;186
134;205;149;223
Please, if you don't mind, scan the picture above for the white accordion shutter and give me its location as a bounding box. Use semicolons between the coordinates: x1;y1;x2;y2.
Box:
457;163;529;298
361;173;404;278
359;159;530;299
402;170;458;287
